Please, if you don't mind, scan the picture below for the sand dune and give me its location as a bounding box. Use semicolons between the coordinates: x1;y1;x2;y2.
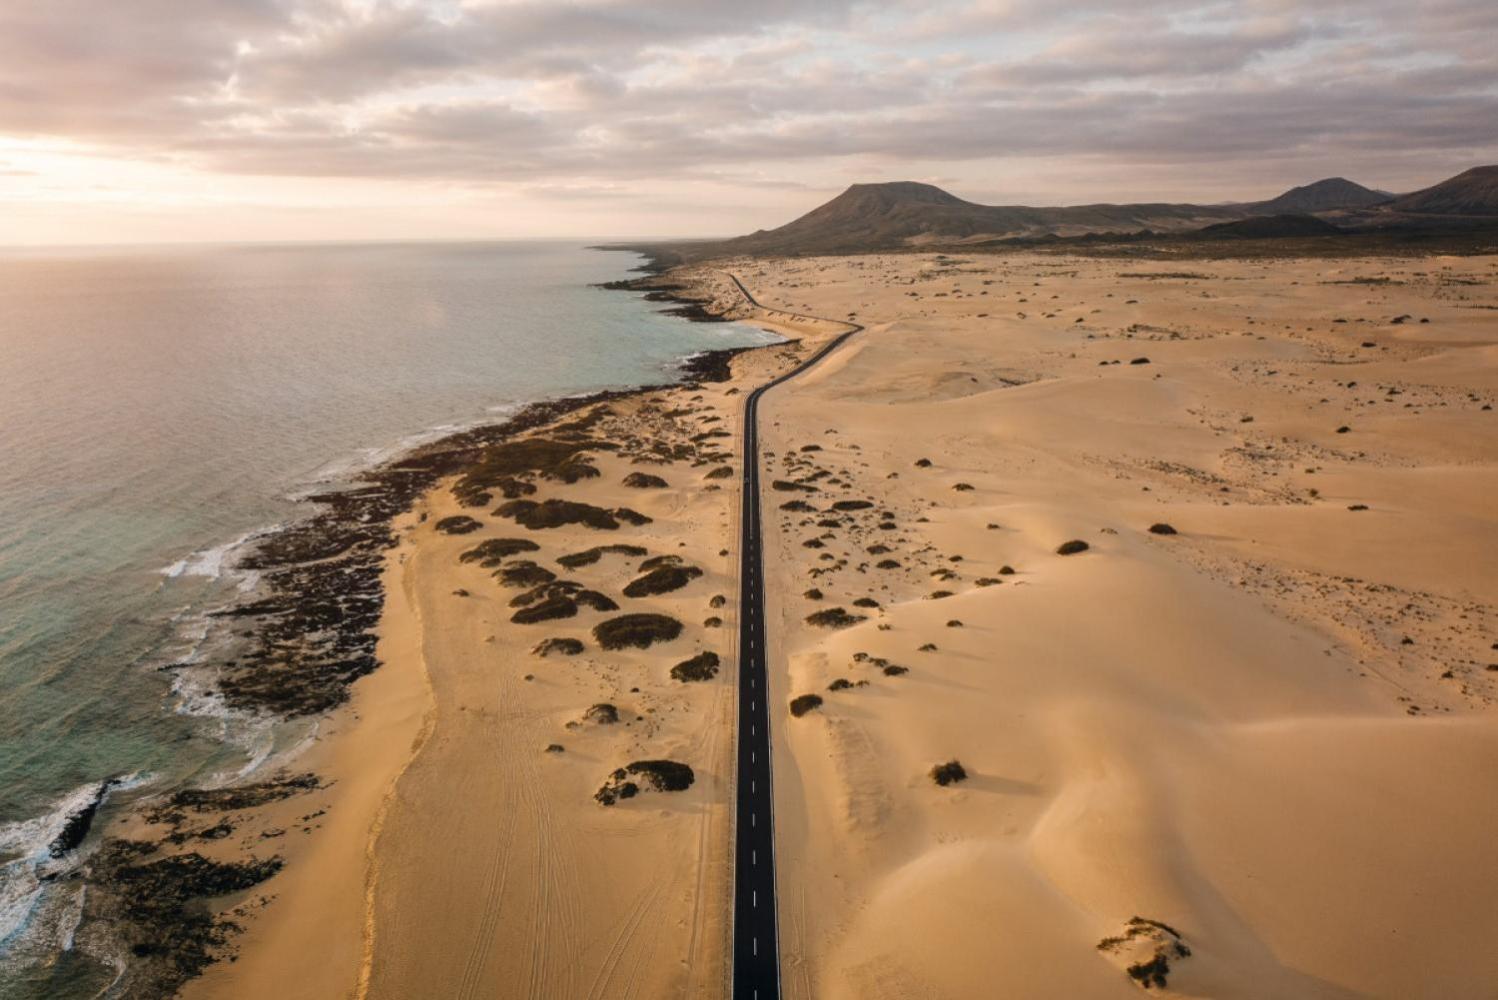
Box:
751;251;1498;998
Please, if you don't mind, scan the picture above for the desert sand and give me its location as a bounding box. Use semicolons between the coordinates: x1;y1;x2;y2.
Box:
189;250;1498;1000
744;252;1498;998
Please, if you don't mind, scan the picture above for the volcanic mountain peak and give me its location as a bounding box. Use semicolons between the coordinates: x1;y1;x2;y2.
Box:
1256;177;1389;213
1387;165;1498;216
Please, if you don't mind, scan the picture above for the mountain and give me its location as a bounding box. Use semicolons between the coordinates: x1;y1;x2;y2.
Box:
1252;177;1389;213
704;182;1244;256
1385;166;1498;215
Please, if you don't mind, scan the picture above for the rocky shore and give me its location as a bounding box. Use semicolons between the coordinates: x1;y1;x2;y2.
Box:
62;268;772;999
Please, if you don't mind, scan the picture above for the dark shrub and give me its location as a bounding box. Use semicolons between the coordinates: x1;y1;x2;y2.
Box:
459;537;540;566
772;480;817;492
511;596;578;624
557;544;648;569
435;515;482;535
1056;540;1090;555
595;760;695;806
852;597;881;608
624;565;703;597
832;500;875;511
805;607;865;629
930;760;967;786
623;472;668;489
789;694;824;717
670;651;720;682
1147;523;1177;535
594;613;684;649
704;465;735;480
497;498;619;530
496;560;556;587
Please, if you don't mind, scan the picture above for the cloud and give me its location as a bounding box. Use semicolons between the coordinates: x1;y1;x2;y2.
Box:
0;0;1494;202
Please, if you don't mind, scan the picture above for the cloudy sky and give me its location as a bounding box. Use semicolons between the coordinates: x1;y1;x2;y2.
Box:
2;0;1495;244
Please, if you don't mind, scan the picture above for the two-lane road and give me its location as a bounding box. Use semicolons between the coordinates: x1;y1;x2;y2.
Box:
728;273;859;999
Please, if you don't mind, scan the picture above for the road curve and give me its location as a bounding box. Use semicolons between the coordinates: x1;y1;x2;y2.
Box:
726;271;860;1000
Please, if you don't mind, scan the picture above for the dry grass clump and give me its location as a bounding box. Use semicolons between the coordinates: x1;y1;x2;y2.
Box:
622;471;668;489
805;607;866;629
593;613;684;649
930;760;967;786
434;515;483;535
532;637;584;657
1056;539;1090;555
458;537;540;567
584;703;619;724
704;465;734;480
789;694;824;717
831;499;874;511
670;651;720;682
1147;523;1178;535
772;479;818;492
1097;917;1192;991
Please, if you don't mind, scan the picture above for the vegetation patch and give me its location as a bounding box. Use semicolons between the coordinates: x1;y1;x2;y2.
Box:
624;564;703;597
1097;917;1192;991
497;498;631;530
434;515;483;535
496;560;557;587
595;760;695;805
930;760;967;786
1147;523;1178;535
454;434;618;505
556;543;648;569
805;607;866;629
671;651;721;682
789;694;824;717
594;613;684;649
622;471;668;488
1056;539;1091;555
459;537;540;567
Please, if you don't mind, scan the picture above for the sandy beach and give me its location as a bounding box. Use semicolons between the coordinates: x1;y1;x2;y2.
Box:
180;250;1498;1000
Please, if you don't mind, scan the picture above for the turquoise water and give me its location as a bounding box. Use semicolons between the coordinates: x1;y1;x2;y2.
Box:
0;241;771;990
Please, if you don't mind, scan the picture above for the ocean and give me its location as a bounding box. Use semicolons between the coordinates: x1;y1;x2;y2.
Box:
0;240;775;994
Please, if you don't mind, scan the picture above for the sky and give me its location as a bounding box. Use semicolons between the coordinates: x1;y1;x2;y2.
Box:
2;0;1495;245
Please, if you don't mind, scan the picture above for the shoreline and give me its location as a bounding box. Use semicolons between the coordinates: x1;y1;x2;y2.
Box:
23;261;786;998
183;261;837;999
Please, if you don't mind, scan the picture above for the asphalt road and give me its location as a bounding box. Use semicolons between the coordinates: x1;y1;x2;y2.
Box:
727;273;860;1000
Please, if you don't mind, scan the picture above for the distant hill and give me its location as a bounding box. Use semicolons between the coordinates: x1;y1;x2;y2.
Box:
1385;166;1498;215
611;165;1498;261
1251;178;1389;213
1192;214;1345;239
701;181;1248;256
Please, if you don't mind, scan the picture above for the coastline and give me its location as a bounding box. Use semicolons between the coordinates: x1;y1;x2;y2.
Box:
180;262;841;999
23;260;784;999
